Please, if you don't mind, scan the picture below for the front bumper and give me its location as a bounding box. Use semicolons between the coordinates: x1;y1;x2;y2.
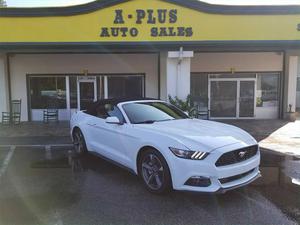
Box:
169;143;261;193
216;171;261;194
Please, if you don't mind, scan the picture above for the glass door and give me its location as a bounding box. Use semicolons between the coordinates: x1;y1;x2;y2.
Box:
77;77;97;110
210;80;237;117
209;79;256;118
239;80;255;117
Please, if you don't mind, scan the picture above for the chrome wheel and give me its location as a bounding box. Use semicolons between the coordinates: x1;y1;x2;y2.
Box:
73;130;86;154
141;153;165;191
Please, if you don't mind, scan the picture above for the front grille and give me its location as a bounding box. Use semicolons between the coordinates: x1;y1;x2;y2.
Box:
219;169;255;184
215;145;258;167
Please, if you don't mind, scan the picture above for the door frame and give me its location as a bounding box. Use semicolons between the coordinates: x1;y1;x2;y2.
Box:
208;77;257;119
77;76;97;111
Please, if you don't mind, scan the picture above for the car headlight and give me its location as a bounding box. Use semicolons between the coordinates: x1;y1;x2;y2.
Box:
169;147;209;160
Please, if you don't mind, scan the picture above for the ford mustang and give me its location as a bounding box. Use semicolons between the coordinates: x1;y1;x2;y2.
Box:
70;99;261;194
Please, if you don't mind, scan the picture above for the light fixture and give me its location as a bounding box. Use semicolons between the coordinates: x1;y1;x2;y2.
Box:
169;147;209;160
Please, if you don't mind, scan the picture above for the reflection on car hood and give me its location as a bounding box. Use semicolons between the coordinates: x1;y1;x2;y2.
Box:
136;119;257;152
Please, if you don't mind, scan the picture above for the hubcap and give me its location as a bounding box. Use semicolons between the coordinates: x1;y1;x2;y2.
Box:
141;154;164;190
73;132;84;154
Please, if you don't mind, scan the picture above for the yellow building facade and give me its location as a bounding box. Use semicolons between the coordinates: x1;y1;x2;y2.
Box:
0;0;300;121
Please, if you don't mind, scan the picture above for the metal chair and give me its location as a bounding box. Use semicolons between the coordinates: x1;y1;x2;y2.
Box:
1;99;22;125
43;99;59;123
190;97;210;120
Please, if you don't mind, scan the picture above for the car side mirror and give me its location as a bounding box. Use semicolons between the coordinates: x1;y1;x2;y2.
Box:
105;116;122;125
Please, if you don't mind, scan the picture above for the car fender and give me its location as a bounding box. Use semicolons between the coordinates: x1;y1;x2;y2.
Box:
132;134;187;180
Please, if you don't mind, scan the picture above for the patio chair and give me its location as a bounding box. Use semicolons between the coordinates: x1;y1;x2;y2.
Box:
43;99;59;123
1;99;22;125
190;97;210;120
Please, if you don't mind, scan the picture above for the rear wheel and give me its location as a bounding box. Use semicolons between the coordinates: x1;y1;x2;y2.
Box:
73;129;87;155
138;149;172;194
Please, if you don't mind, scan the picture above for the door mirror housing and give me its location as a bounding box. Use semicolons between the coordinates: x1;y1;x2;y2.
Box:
105;116;122;125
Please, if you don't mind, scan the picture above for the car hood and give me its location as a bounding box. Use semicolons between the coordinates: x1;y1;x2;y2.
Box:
136;119;256;152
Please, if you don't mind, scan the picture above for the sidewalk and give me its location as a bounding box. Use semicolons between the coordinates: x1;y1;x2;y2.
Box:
220;120;300;157
0;122;71;146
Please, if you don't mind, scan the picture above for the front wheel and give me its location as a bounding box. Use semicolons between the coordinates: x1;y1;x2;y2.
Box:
72;129;87;155
138;149;172;194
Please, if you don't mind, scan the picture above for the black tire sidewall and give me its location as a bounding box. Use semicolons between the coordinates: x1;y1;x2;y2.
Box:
138;149;172;194
73;129;88;154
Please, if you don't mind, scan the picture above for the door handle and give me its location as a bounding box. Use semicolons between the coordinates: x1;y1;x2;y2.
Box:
87;123;97;126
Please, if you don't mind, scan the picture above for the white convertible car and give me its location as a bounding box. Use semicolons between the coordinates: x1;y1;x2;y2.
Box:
70;99;261;194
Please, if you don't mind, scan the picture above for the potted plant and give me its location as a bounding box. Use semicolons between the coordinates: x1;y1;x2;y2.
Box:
168;95;195;116
286;104;297;122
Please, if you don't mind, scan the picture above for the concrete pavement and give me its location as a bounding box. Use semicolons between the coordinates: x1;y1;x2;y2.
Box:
0;146;299;225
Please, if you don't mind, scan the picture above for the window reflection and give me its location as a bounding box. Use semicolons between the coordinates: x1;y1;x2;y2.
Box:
30;76;66;109
256;73;279;108
190;74;208;109
107;76;144;99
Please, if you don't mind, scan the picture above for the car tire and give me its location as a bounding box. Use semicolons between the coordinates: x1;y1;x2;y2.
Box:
73;128;88;155
138;148;172;194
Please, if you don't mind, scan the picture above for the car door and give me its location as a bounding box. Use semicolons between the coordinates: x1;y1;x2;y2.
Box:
87;103;130;166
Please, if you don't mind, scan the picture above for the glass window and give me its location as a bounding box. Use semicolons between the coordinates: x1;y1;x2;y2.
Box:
191;74;208;108
107;76;144;99
69;76;77;109
256;73;280;107
209;73;256;79
210;81;237;117
30;76;66;109
122;102;188;124
297;77;300;92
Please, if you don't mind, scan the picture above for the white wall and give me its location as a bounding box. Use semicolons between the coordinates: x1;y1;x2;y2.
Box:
297;57;300;110
165;50;193;101
0;55;8;122
287;56;298;113
191;52;283;72
10;53;158;121
166;57;191;100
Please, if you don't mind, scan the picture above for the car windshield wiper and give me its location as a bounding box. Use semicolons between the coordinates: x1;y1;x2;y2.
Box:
135;119;175;124
135;120;157;124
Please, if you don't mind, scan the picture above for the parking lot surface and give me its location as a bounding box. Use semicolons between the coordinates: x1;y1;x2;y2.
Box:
0;146;299;225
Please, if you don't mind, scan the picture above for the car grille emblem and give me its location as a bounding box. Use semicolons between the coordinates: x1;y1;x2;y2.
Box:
238;151;247;158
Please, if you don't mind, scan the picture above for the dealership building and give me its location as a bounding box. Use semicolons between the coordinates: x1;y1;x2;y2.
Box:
0;0;300;121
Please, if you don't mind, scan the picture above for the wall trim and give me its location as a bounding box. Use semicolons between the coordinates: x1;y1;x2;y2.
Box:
1;41;300;51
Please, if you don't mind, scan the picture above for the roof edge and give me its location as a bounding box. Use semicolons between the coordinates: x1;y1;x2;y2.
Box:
166;0;300;15
0;0;129;17
0;0;300;17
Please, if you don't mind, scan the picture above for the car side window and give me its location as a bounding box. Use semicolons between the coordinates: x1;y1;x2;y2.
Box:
95;103;125;123
107;105;125;124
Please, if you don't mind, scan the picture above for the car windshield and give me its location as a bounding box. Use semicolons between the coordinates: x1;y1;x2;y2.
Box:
122;102;189;124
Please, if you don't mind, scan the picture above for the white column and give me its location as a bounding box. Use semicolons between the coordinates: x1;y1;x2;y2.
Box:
287;56;298;112
65;76;71;119
166;49;193;100
104;76;108;98
0;54;8;122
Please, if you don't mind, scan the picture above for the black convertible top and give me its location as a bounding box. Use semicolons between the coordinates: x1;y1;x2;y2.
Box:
85;98;158;115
